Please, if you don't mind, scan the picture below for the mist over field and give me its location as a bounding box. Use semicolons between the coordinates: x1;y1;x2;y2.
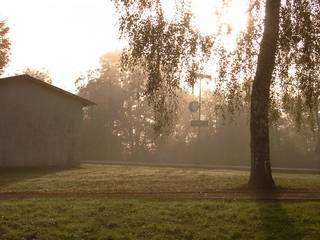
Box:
77;53;319;169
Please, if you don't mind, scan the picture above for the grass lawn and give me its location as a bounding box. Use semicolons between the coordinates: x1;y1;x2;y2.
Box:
0;164;319;239
0;198;319;240
0;164;319;193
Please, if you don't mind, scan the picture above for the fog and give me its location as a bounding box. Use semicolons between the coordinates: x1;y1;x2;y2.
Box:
77;52;319;169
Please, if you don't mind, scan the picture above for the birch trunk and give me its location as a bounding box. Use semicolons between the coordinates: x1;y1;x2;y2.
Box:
248;0;281;190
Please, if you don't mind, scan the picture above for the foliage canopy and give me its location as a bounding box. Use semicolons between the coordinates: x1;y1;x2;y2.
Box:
113;0;320;133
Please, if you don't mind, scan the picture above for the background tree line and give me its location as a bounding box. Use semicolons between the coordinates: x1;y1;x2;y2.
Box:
76;51;319;169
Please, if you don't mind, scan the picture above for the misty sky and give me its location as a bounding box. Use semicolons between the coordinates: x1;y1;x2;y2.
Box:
0;0;246;92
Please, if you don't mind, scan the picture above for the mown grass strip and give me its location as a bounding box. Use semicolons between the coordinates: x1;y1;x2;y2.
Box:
0;199;319;240
0;164;319;193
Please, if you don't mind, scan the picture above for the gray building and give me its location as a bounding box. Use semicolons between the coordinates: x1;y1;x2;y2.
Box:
0;74;95;167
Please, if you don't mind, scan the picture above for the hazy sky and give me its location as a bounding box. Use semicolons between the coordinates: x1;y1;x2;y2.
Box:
0;0;246;93
1;0;122;92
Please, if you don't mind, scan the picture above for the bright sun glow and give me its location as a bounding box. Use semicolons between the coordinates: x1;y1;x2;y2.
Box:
191;0;248;35
1;0;249;93
189;0;249;96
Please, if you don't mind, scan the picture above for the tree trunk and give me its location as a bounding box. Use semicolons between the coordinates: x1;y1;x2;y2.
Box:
316;135;320;165
248;0;281;190
315;103;320;166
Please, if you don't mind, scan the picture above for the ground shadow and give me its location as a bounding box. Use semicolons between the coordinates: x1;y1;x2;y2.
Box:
255;191;302;240
0;166;79;190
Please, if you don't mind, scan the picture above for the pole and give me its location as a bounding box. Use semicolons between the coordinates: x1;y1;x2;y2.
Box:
198;78;202;138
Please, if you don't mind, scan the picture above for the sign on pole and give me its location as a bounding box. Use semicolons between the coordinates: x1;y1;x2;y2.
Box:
191;120;209;127
195;73;212;79
189;101;199;112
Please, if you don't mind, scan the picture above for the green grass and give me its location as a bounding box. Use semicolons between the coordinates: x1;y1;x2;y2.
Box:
0;164;319;239
0;164;319;193
0;198;319;240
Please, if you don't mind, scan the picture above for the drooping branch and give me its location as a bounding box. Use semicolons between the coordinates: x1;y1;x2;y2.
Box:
276;0;320;130
113;0;213;134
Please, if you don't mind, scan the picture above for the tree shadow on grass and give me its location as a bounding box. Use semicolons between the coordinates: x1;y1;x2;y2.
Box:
255;191;302;240
0;166;78;191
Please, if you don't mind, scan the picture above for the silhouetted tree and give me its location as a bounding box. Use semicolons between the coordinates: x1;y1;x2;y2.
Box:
0;20;10;75
76;52;155;161
19;67;53;84
76;53;125;161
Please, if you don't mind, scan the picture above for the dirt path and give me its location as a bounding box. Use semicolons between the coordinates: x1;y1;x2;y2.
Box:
1;191;320;200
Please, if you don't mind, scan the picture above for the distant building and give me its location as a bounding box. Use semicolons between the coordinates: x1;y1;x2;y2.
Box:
0;74;95;167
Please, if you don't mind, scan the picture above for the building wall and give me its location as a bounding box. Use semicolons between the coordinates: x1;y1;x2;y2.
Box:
0;79;83;166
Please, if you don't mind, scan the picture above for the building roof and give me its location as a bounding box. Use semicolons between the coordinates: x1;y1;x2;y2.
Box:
0;74;96;106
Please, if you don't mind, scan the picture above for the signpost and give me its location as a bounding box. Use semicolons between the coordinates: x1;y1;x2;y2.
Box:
189;74;211;161
189;73;212;136
189;73;212;163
